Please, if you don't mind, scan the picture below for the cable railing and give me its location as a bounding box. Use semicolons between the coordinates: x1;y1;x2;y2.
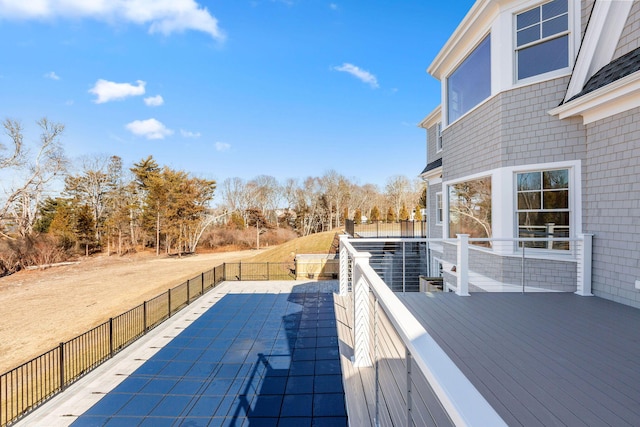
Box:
345;219;427;238
338;233;594;426
0;260;331;427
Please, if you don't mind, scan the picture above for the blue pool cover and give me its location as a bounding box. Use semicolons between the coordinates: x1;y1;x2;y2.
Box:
71;285;347;426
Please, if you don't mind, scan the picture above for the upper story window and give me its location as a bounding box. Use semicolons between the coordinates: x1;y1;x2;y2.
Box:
436;122;443;152
516;0;569;81
447;35;491;124
436;192;443;224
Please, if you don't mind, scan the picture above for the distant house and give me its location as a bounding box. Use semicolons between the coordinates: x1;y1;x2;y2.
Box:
420;0;640;307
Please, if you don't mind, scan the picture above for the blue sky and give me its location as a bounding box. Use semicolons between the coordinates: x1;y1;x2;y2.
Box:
0;0;474;188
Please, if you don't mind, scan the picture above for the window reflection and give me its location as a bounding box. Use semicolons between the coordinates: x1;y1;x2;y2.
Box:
449;176;492;246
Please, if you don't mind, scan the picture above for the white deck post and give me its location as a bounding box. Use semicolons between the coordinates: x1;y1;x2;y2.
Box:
456;234;470;296
339;236;350;296
352;252;373;367
576;233;594;296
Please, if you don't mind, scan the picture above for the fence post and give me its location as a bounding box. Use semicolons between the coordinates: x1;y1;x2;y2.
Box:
352;251;373;367
239;262;242;281
168;289;172;317
576;234;594;296
109;318;114;358
143;301;148;333
201;272;205;295
267;262;270;281
456;234;470;296
223;263;227;282
59;342;65;391
187;279;191;304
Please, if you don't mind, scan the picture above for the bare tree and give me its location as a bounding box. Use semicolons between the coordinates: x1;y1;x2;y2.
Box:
385;175;412;221
0;118;66;238
249;175;281;226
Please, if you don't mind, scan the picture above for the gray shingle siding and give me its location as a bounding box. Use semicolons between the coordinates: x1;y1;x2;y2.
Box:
582;0;596;40
443;76;585;182
427;182;442;238
584;106;640;308
615;0;640;59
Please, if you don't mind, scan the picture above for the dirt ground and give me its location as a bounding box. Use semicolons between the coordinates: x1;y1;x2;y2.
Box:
0;249;261;374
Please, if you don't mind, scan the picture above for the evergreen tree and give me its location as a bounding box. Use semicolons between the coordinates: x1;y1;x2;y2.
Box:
386;206;396;222
370;206;381;221
353;208;362;225
399;204;410;221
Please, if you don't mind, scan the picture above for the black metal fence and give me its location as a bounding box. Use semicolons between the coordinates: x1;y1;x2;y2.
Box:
345;219;427;238
0;261;302;427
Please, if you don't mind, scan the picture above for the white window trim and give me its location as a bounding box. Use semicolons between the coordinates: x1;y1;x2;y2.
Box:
436;192;443;225
444;33;492;126
513;0;570;83
510;0;578;86
444;160;582;257
436;122;443;152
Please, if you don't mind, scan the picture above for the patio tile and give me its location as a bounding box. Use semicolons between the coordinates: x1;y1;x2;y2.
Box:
313;393;347;417
285;376;314;395
281;394;313;417
66;283;347;427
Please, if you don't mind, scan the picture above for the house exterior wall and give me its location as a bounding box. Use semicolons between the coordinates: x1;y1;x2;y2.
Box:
426;124;441;163
581;0;595;39
584;106;640;308
443;76;585;182
427;182;443;239
614;0;640;59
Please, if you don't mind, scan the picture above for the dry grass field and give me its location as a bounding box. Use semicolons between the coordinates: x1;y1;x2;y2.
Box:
0;230;341;375
0;249;261;374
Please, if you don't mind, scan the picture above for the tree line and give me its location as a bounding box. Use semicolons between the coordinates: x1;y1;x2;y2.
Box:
0;118;424;275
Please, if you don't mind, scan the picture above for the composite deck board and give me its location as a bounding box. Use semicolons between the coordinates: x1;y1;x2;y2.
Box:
398;292;640;426
403;294;635;426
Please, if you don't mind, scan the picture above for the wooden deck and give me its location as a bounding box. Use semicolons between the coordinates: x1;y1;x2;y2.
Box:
398;292;640;426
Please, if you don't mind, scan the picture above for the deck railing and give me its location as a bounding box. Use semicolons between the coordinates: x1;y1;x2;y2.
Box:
345;219;427;238
338;234;594;426
0;260;318;427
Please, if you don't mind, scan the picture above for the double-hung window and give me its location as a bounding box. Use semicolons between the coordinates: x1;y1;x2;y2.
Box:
516;169;569;249
436;192;443;224
516;0;569;81
436;122;443;152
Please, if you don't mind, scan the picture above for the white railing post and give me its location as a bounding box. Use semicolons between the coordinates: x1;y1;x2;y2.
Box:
456;234;470;296
352;252;373;367
339;236;350;296
576;233;594;296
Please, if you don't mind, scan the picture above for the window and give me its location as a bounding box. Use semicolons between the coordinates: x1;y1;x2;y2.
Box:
436;192;443;224
516;0;569;81
447;35;491;124
436;122;443;152
516;169;569;249
448;176;492;243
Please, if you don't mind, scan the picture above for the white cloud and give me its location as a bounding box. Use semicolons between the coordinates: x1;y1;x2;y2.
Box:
125;118;173;140
44;71;60;80
89;79;146;103
329;3;338;10
215;142;230;152
0;0;225;41
181;129;201;138
333;63;379;88
144;95;164;107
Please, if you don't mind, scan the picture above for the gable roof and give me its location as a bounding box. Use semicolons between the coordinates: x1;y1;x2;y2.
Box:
567;47;640;102
420;158;443;175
